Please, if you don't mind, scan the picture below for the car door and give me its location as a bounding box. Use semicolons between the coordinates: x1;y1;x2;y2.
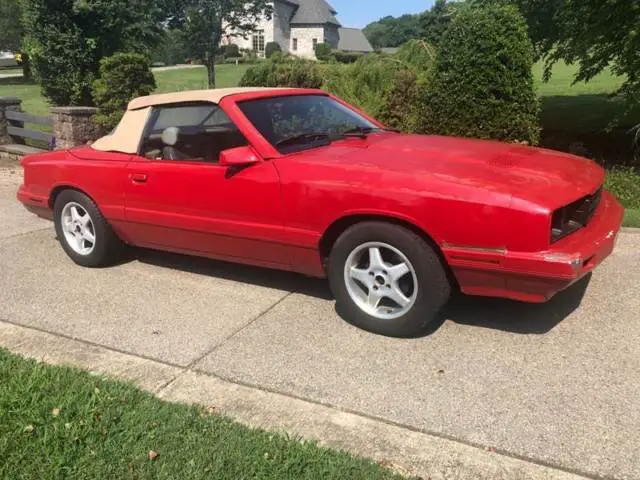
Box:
123;102;287;267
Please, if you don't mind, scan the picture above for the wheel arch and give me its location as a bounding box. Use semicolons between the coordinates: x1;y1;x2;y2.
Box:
318;213;458;289
48;184;96;210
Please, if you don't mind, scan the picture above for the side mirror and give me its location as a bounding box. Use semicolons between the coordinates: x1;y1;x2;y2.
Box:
219;146;260;167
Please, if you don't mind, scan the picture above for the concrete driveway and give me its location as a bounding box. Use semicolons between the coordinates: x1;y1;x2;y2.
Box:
1;165;639;480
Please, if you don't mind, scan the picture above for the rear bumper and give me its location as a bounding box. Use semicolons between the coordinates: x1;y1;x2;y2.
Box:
17;184;53;220
447;191;624;303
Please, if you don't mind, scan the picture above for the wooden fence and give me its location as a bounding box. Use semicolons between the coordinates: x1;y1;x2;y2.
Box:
5;110;54;149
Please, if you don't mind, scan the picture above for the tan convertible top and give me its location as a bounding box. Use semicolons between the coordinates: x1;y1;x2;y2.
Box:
92;88;289;154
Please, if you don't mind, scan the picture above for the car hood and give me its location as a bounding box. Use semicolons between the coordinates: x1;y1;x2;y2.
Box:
303;133;605;210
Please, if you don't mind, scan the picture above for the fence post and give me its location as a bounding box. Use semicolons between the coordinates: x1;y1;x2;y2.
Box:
0;97;22;145
51;107;101;150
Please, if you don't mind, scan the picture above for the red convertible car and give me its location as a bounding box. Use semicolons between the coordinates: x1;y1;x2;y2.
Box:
18;87;624;337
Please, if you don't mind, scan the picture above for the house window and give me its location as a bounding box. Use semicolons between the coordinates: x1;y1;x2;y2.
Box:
292;38;298;51
313;38;318;49
252;30;265;53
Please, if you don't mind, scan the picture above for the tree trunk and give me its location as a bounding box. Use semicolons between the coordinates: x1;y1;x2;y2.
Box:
21;54;31;83
206;57;216;89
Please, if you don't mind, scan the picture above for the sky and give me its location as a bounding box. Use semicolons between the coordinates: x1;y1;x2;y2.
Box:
331;0;435;28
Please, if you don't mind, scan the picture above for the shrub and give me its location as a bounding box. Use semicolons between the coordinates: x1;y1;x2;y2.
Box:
265;42;282;59
426;2;540;145
92;53;156;131
324;51;434;132
333;51;364;64
224;57;244;64
239;56;323;88
223;43;240;59
21;0;162;106
315;43;333;61
605;167;640;209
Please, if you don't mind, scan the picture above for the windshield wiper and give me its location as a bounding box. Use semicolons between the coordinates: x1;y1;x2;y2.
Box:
341;126;380;137
275;132;333;148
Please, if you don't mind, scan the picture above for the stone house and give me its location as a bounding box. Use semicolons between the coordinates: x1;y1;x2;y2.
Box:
223;0;373;59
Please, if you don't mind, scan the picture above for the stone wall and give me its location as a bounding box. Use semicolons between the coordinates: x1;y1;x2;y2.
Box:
51;107;101;150
291;25;325;59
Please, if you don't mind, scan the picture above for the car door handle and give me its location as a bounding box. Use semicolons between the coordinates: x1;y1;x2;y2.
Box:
130;173;148;184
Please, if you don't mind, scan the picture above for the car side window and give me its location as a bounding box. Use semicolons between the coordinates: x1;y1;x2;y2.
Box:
140;103;248;163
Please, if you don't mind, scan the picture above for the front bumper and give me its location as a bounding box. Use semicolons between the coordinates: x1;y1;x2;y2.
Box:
447;191;624;303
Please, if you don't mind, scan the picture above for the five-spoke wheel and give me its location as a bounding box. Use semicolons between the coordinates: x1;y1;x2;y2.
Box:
345;242;418;320
60;202;96;256
329;222;451;337
53;190;124;268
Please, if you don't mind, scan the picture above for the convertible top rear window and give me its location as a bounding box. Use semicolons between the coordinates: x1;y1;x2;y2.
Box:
238;95;378;154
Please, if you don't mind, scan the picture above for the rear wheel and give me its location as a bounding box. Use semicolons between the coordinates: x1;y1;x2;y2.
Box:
53;190;124;267
328;222;451;337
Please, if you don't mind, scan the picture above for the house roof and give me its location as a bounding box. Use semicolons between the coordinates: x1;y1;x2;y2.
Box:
338;28;374;53
288;0;341;26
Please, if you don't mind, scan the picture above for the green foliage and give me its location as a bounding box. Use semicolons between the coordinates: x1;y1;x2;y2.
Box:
265;41;282;59
314;42;333;61
0;0;23;52
332;50;364;64
0;348;407;480
362;14;422;49
420;0;457;47
239;55;323;89
324;50;435;133
21;0;163;106
395;39;437;72
426;2;540;145
92;53;156;131
605;167;640;209
170;0;272;88
501;0;640;111
152;29;190;66
224;43;240;59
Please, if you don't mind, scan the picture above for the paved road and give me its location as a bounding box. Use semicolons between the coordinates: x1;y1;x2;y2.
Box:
1;165;639;480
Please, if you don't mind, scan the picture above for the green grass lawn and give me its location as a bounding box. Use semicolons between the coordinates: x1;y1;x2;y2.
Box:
624;209;640;228
0;348;404;480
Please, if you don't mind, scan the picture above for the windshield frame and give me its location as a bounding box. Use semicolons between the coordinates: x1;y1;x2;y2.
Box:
235;93;386;156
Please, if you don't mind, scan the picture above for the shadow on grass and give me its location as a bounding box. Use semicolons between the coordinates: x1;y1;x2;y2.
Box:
540;94;639;166
132;246;589;336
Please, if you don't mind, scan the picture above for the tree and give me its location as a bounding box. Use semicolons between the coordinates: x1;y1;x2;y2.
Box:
362;14;422;49
420;0;457;47
314;42;333;61
93;53;156;131
510;0;640;107
0;0;32;81
426;2;540;144
163;0;272;88
265;42;281;59
22;0;164;106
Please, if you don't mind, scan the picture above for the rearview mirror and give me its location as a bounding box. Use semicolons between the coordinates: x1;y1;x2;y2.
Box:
219;146;260;167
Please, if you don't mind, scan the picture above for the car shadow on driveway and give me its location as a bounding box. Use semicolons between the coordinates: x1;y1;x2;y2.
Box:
133;247;590;336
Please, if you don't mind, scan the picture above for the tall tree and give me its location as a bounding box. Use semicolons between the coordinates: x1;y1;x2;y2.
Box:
21;0;164;105
502;0;640;106
162;0;272;88
363;14;423;49
0;0;31;80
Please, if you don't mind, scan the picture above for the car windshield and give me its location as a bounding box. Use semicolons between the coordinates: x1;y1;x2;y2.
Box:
237;95;381;154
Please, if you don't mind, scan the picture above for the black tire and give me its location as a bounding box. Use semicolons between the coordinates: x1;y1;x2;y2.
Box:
53;189;124;268
328;222;451;337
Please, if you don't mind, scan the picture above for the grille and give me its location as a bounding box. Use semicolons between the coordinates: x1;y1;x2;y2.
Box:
551;186;603;243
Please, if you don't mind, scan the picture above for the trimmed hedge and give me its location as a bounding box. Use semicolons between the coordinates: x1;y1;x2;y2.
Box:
605;167;640;209
92;53;156;131
265;42;282;59
239;54;323;88
315;43;333;61
426;2;540;145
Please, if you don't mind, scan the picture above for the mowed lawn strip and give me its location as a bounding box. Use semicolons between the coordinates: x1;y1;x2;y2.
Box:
0;349;405;480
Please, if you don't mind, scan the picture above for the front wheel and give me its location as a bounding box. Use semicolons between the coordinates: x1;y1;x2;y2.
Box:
53;190;124;268
328;222;451;337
